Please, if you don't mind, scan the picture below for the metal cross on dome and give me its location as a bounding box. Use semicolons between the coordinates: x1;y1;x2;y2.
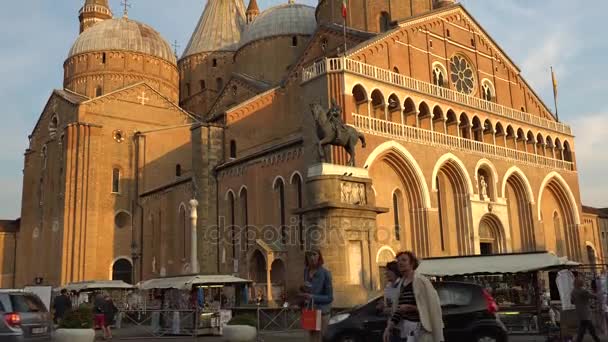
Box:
172;40;180;57
137;91;149;106
121;0;132;18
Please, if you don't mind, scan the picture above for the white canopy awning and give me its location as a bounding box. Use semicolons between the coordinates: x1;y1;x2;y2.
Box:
137;275;252;290
61;280;134;292
417;252;579;277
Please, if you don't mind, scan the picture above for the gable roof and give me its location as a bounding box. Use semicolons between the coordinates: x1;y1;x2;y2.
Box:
345;4;556;118
283;23;374;86
207;72;272;117
29;89;89;139
82;82;201;123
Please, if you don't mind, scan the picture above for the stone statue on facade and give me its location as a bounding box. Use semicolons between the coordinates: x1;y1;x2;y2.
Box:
309;100;366;166
480;176;488;201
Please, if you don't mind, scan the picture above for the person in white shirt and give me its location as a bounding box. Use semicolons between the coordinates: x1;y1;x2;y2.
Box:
376;261;402;342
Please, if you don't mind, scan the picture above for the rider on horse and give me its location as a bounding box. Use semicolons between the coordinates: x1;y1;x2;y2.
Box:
328;99;347;142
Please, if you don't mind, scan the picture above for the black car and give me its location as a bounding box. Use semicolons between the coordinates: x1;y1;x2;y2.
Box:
324;281;507;342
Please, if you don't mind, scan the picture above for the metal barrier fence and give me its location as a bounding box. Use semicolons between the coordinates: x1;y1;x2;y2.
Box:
256;307;301;332
115;309;199;340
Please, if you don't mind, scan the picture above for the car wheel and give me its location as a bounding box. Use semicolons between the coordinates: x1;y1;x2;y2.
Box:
338;334;360;342
475;331;500;342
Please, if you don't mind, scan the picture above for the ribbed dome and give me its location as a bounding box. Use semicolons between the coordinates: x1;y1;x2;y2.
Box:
239;3;316;48
182;0;246;57
68;18;176;64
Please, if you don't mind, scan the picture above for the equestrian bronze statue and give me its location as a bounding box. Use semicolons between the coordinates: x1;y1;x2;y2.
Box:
309;100;366;167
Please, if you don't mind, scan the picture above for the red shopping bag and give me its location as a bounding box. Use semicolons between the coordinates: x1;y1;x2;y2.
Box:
301;302;321;331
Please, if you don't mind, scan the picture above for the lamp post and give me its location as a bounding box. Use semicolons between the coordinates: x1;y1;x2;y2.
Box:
189;199;199;274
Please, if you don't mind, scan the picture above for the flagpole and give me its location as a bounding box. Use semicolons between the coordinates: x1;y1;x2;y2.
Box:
342;0;347;57
343;17;347;57
551;66;559;122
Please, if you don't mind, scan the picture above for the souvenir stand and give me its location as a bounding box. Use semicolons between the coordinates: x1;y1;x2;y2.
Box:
137;274;251;336
59;280;135;309
59;280;135;328
417;251;579;336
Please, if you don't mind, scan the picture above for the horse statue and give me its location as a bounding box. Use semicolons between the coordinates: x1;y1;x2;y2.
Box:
309;101;366;166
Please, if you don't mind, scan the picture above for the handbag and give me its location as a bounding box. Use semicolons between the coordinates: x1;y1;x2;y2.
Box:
301;299;321;331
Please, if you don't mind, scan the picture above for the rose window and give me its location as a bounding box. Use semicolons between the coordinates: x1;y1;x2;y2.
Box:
450;55;475;94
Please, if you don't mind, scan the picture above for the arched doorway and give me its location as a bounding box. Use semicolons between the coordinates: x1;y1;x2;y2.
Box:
249;250;266;283
270;259;286;304
503;170;535;252
367;144;430;256
112;258;133;284
478;215;505;255
376;247;396;289
539;174;580;260
434;155;473;255
587;245;597;266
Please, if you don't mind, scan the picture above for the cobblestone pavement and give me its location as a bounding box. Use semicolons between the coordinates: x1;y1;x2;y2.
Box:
53;329;608;342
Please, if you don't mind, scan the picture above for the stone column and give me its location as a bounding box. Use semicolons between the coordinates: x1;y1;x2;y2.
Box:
190;199;199;274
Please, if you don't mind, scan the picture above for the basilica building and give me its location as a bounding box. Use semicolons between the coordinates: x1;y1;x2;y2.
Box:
13;0;599;306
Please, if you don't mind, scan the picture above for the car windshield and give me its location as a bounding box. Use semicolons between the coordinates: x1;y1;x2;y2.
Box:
10;294;47;313
354;295;381;311
436;285;473;307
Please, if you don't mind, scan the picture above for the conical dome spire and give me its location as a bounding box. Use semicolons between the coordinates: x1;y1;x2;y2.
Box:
182;0;246;58
79;0;113;33
246;0;260;23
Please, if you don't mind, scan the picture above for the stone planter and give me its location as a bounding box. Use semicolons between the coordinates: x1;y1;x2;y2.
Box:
222;325;257;342
54;328;95;342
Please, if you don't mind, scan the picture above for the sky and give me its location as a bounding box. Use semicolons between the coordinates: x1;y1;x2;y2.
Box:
0;0;606;218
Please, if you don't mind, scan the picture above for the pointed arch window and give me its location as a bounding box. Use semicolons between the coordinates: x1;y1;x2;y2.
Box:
49;116;58;137
179;205;187;260
228;192;236;259
436;176;446;251
240;189;249;251
392;191;401;241
292;36;298;47
41;145;48;170
432;63;447;88
274;178;286;245
176;164;182;177
379;12;390;32
95;86;103;97
230;140;237;159
293;174;304;249
481;80;494;102
112;168;121;193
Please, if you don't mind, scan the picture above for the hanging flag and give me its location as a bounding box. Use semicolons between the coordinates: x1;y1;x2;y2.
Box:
551;67;558;100
551;66;559;121
342;0;347;18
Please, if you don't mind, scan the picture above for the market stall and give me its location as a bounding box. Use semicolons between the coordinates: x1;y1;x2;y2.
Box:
137;274;252;336
417;251;579;335
59;280;135;309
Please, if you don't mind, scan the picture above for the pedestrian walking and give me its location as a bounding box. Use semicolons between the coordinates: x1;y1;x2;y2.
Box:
301;248;333;342
102;295;118;340
52;289;72;324
377;261;402;342
571;277;601;342
93;292;114;340
383;251;444;342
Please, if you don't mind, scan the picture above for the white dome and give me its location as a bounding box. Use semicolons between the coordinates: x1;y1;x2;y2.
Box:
68;18;176;64
239;3;316;48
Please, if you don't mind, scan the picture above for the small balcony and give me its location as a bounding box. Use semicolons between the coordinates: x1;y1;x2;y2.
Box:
302;58;572;135
352;113;575;172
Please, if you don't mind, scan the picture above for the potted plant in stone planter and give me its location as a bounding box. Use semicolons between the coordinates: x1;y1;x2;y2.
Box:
54;304;95;342
223;314;257;342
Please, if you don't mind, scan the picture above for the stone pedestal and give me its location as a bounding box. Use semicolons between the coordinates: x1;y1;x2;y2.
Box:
296;163;387;308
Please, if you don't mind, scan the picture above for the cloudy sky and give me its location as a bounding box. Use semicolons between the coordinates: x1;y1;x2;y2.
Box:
0;0;605;218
